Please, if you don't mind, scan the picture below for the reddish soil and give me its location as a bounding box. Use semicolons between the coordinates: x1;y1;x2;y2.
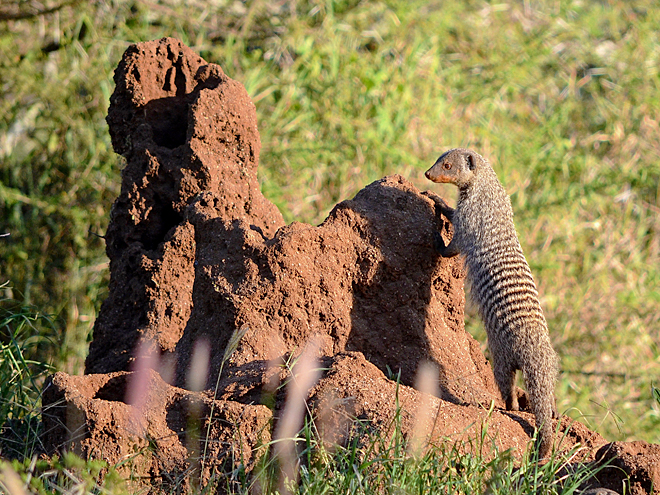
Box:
42;370;271;492
39;38;660;494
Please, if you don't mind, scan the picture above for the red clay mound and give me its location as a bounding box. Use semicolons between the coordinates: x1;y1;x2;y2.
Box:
85;36;496;407
86;37;285;374
39;38;660;494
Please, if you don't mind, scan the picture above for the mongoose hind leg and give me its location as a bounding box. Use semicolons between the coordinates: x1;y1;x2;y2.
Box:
506;390;520;412
493;358;519;411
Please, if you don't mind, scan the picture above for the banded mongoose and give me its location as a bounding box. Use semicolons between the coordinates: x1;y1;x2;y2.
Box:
425;148;558;458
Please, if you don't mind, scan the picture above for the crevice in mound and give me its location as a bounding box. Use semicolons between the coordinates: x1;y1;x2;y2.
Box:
139;197;184;251
193;65;227;92
145;96;189;149
94;375;129;402
164;396;200;447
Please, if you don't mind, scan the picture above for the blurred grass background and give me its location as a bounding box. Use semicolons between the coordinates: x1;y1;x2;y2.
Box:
0;0;659;445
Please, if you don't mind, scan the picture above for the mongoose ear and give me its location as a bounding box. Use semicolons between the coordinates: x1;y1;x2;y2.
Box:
466;154;476;170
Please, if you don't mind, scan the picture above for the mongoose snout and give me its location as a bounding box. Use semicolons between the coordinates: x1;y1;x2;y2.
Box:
425;147;559;458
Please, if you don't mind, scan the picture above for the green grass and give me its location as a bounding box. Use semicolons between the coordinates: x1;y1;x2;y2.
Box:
247;411;607;495
0;285;54;460
1;0;659;479
2;454;127;495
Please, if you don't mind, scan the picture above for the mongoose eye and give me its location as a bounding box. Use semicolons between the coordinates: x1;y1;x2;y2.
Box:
443;162;451;170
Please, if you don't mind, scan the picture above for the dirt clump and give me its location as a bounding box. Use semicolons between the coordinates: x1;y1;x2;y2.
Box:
42;370;271;491
308;351;535;456
38;38;660;494
589;441;660;495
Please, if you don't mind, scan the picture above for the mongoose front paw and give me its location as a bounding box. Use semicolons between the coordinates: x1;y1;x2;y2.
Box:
421;191;454;220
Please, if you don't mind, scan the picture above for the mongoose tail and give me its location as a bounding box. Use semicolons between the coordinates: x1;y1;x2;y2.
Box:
425;148;559;458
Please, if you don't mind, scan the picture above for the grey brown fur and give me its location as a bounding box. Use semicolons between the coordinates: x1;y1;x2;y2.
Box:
425;148;558;458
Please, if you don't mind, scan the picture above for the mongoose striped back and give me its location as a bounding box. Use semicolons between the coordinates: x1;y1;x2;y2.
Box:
426;148;558;458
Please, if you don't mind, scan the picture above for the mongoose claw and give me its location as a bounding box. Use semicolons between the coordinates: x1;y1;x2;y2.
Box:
421;191;455;221
420;190;441;202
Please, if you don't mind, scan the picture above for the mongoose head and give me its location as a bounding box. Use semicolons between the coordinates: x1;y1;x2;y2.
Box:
425;148;483;189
